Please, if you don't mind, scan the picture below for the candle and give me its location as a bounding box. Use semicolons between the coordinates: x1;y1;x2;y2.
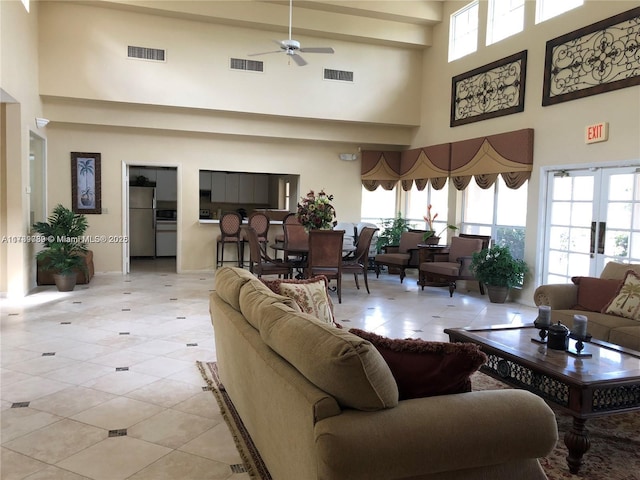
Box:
537;305;551;327
572;314;588;338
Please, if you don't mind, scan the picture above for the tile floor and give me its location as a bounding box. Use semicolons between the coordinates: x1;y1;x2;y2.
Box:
1;258;537;480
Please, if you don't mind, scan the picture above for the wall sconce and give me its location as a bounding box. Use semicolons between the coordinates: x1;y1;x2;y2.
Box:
35;117;50;128
339;153;358;162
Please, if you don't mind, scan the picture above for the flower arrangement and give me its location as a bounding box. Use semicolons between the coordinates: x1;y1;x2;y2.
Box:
296;190;336;231
470;244;528;288
423;204;458;241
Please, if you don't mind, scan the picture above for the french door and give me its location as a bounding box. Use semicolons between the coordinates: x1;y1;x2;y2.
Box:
543;166;640;284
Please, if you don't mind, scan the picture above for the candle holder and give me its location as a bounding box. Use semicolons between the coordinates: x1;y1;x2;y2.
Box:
567;332;593;358
532;319;549;344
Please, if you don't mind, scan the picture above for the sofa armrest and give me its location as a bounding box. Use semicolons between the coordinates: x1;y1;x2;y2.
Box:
315;389;557;480
533;284;578;310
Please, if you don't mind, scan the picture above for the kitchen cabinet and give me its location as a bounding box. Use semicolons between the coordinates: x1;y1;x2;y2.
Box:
254;174;269;204
156;169;177;201
156;221;177;256
199;171;212;191
225;173;240;203
238;174;254;203
211;172;227;202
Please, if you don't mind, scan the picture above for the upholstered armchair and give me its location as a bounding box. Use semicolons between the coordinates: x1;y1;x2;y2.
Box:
419;236;484;297
374;230;425;283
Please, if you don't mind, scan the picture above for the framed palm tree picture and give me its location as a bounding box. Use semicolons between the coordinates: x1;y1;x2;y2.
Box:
71;152;101;214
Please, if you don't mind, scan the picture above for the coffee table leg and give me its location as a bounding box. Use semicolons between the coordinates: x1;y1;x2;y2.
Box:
564;417;591;474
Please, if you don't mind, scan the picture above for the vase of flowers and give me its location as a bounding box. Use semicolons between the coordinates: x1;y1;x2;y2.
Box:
296;190;336;231
422;204;457;244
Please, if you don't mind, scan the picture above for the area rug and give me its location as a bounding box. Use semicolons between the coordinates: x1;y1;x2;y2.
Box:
198;361;640;480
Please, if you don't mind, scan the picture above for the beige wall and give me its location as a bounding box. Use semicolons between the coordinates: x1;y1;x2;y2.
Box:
0;0;46;297
418;0;640;303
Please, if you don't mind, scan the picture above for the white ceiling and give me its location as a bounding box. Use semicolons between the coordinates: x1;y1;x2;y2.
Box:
91;0;445;48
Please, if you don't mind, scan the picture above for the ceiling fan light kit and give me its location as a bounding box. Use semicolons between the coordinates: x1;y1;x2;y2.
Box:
248;0;334;66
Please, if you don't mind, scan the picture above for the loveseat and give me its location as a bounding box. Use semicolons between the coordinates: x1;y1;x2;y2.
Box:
210;266;558;480
533;261;640;351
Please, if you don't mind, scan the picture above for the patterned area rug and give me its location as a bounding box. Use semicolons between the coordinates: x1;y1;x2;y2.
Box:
198;361;640;480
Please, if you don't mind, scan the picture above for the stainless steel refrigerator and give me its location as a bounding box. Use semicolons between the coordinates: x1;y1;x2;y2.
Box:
130;186;156;257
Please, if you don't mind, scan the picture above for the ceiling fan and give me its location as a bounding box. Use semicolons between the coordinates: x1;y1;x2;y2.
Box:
248;0;334;66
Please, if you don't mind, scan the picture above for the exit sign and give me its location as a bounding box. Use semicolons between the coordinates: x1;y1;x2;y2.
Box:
585;122;609;144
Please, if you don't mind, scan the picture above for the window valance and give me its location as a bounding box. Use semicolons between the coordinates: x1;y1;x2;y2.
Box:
361;128;533;191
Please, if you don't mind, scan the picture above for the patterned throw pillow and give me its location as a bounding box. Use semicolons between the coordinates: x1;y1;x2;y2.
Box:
261;276;335;326
602;270;640;321
349;328;487;400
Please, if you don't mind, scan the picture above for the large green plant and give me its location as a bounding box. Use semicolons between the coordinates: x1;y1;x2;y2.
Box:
470;244;528;288
376;212;413;252
33;204;89;275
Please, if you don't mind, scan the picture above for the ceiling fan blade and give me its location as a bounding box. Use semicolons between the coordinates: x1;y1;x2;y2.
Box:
291;53;307;66
299;47;335;54
247;50;282;56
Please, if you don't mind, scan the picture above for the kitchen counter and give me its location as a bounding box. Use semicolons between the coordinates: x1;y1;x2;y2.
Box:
199;219;283;225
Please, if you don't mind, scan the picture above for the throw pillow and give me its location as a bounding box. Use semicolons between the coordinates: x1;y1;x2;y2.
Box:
261;276;336;326
602;270;640;321
349;328;487;400
570;276;622;312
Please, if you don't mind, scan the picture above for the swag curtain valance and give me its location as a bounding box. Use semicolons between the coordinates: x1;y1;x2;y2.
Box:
361;128;533;191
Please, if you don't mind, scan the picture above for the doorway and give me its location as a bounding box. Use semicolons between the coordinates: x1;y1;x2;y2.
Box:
542;165;640;283
124;164;178;274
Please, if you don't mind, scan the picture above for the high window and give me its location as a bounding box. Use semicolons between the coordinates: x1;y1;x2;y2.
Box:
461;176;528;259
361;185;398;226
449;1;479;62
21;0;29;12
486;0;525;46
536;0;583;24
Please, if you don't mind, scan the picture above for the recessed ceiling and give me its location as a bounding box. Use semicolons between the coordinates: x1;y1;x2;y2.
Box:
91;0;445;48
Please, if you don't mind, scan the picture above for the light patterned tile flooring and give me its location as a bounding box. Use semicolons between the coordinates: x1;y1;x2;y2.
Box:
1;258;536;479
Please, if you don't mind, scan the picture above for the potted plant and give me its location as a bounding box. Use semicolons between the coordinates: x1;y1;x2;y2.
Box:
33;204;89;292
422;204;457;244
470;244;528;303
376;212;413;253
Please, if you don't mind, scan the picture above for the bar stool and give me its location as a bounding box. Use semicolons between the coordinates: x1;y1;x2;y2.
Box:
216;212;243;267
248;212;270;248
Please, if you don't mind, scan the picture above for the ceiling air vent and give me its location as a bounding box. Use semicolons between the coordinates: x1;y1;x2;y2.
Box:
230;58;264;72
324;68;354;82
127;45;166;62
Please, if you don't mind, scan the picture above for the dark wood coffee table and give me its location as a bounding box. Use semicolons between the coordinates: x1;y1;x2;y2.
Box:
445;325;640;474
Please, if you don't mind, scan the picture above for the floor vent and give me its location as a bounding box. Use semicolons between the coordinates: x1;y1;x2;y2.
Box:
128;45;166;62
230;58;264;72
324;68;354;82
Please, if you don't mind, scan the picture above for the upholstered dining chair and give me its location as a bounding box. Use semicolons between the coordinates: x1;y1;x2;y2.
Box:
342;226;378;294
275;212;300;244
306;229;345;303
248;212;270;247
216;212;243;267
245;227;292;279
283;223;309;273
374;230;425;283
419;236;484;297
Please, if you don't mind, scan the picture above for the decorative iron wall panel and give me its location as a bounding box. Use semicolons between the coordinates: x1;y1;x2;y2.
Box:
450;50;527;127
542;7;640;106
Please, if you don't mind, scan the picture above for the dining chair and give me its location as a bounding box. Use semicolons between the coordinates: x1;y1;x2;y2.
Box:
274;212;300;244
419;236;484;297
216;212;243;268
283;223;309;272
342;226;378;294
306;229;345;303
248;212;270;247
245;227;292;278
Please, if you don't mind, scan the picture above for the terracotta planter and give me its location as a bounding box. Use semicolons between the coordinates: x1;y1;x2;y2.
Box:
486;285;509;303
53;273;77;292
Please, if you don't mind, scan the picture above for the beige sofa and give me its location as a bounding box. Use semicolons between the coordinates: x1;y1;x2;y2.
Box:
210;266;558;480
533;262;640;351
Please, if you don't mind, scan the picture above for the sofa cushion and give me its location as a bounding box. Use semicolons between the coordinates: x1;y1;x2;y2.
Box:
239;278;301;331
214;267;256;311
608;326;640;351
349;329;487;400
571;276;622;312
261;276;335;325
259;304;399;411
602;270;640;321
600;261;640;280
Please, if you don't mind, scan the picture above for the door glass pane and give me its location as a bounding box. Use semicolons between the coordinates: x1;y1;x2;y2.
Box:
573;176;594;201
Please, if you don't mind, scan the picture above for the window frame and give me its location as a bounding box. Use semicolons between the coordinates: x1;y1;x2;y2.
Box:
486;0;525;46
448;0;480;62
